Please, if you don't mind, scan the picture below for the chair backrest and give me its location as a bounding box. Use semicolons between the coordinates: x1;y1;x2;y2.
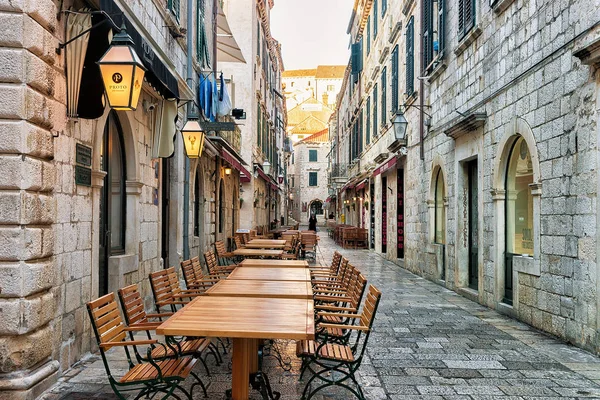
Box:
330;251;342;273
359;285;382;329
149;267;176;312
118;283;151;327
234;235;244;249
180;259;197;288
348;272;368;310
87;293;128;351
203;249;219;274
215;241;228;257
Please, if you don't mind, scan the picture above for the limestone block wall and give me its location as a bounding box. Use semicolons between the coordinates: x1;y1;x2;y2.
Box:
293;141;330;224
403;0;600;353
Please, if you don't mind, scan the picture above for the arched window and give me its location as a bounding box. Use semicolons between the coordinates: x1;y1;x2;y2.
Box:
218;180;225;234
505;136;534;256
434;169;445;244
102;113;126;253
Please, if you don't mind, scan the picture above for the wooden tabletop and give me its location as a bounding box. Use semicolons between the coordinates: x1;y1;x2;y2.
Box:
156;296;315;340
232;249;283;257
227;267;311;281
206;279;312;299
239;259;309;268
247;239;286;245
244;242;286;249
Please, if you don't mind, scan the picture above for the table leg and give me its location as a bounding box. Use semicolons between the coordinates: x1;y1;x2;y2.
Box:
231;338;259;400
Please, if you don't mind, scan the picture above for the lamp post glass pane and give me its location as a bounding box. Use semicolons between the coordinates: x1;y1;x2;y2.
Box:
98;45;146;111
393;113;408;140
183;130;205;158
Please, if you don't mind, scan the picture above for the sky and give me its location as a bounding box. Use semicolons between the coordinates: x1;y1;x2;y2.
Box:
270;0;355;70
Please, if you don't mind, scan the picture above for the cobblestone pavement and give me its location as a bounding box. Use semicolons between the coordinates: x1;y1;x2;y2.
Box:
40;232;600;399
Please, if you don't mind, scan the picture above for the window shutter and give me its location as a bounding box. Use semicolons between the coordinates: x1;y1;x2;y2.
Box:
438;0;445;53
465;0;475;33
391;46;399;112
423;0;432;70
406;17;414;96
381;67;387;124
366;96;371;145
374;0;378;37
196;0;210;67
351;40;363;78
359;110;363;154
382;0;387;16
367;17;371;55
373;84;378;137
168;0;180;21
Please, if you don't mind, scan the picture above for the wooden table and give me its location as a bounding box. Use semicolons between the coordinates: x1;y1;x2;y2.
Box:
156;296;314;400
245;239;286;249
239;259;309;268
232;249;283;258
206;279;312;299
228;267;311;281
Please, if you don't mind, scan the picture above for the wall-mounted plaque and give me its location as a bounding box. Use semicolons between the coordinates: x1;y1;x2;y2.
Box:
75;165;92;186
76;143;92;166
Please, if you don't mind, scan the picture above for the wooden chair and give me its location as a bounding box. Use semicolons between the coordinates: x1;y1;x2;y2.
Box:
355;229;368;249
280;240;302;260
214;240;238;266
311;257;349;287
341;227;356;249
180;259;221;291
296;285;383;400
233;235;245;250
149;267;202;314
118;283;219;377
310;251;342;274
301;232;318;261
87;293;197;400
204;249;236;275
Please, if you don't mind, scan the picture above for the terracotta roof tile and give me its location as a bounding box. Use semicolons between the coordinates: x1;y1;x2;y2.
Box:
298;128;329;143
282;69;317;78
315;65;346;79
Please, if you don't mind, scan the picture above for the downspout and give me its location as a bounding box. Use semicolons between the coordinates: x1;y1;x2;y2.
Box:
183;0;194;260
419;1;425;161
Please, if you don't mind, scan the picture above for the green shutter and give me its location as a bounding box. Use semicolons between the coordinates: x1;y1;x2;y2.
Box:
309;150;317;162
373;0;378;37
351;39;363;77
366;96;371;145
373;84;378;137
168;0;180;21
459;0;475;38
196;0;210;67
438;0;445;53
367;17;371;55
381;67;387;124
382;0;387;16
391;46;398;112
423;0;433;70
406;17;414;96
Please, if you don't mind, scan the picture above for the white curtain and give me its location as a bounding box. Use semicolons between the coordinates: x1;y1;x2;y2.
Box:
152;99;178;158
66;10;92;117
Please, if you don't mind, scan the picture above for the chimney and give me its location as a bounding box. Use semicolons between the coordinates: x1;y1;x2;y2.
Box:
322;93;329;106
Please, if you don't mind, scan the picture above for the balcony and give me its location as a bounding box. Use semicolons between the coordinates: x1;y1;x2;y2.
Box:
330;163;349;178
215;115;242;154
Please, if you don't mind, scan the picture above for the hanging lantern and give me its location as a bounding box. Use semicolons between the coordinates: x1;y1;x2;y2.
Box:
97;24;146;111
181;120;206;158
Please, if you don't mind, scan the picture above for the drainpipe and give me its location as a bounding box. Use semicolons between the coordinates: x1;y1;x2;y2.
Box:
183;0;195;260
419;0;425;161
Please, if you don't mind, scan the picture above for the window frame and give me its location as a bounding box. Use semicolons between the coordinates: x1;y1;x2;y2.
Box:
308;171;318;187
458;0;476;40
381;67;387;125
168;0;181;22
391;46;399;112
423;0;445;74
406;17;415;96
308;149;318;162
434;169;446;244
373;84;378;138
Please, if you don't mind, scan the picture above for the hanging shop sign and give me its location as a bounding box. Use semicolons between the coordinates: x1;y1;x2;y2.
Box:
199;121;236;132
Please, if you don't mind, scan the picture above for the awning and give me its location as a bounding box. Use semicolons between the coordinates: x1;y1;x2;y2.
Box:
220;149;252;182
66;10;91;117
255;165;279;189
373;156;398;177
355;179;368;191
217;3;246;63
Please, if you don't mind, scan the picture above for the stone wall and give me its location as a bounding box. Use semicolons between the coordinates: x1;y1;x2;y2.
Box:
292;141;331;224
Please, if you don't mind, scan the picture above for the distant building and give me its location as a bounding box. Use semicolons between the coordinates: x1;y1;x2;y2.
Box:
282;65;345;109
290;129;331;225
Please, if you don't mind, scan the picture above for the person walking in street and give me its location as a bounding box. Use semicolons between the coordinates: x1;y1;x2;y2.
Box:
308;213;317;232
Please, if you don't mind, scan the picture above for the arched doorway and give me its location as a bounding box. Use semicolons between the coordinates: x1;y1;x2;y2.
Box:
309;200;323;218
99;112;126;296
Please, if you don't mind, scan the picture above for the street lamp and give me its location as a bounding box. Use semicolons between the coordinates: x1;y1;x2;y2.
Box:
181;120;205;158
278;174;284;184
97;24;147;111
224;167;232;175
263;160;271;175
392;111;408;141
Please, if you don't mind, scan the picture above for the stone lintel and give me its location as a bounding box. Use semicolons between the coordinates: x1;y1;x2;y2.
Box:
444;112;487;139
573;35;600;68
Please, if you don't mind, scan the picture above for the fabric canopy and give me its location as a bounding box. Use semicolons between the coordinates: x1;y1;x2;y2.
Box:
220;149;252;182
66;10;91;117
355;179;368;191
373;156;398;177
151;99;178;158
217;3;246;63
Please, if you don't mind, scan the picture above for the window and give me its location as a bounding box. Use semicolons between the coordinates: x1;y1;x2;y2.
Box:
291;152;295;164
168;0;180;21
505;136;533;256
309;172;318;187
291;81;294;87
196;0;210;66
406;17;415;96
366;96;371;145
382;0;387;16
434;169;445;244
257;105;261;147
308;149;318;162
373;0;378;37
327;84;335;91
423;0;445;72
391;46;399;112
381;67;387;124
291;176;295;188
367;17;371;55
373;84;378;137
458;0;475;39
102;113;126;253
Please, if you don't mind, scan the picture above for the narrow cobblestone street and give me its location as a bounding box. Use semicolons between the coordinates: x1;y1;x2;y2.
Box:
40;233;600;399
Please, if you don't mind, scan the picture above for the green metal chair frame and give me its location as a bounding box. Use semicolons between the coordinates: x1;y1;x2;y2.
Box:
298;285;382;400
86;292;197;400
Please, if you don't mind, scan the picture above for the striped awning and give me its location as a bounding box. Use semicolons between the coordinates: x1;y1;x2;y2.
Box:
372;156;397;177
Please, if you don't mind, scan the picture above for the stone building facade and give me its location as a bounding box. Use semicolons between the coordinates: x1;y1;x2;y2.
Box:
220;0;286;231
331;0;600;354
0;0;250;398
290;129;331;224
